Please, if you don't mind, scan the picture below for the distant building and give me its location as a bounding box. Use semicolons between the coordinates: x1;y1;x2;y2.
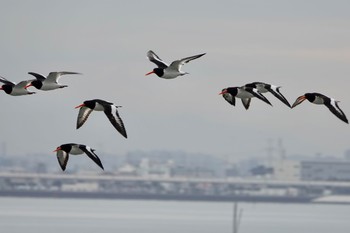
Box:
117;164;137;176
300;160;350;181
272;160;300;181
125;150;226;178
272;159;350;181
137;158;172;177
171;165;215;178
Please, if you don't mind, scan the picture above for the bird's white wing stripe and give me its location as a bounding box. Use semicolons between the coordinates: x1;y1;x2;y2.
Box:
147;50;169;68
112;105;124;126
331;99;343;115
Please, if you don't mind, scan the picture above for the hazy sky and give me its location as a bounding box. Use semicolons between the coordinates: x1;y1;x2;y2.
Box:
0;0;350;161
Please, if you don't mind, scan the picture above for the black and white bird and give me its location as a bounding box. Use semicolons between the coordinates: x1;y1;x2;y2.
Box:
53;143;104;171
0;76;35;96
145;50;206;79
75;99;127;138
244;82;291;108
27;71;81;91
220;86;272;110
292;92;348;124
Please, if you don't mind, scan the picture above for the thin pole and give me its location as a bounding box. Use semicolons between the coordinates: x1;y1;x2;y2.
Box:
233;202;237;233
233;202;243;233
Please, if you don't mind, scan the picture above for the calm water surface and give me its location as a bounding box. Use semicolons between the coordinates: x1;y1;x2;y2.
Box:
0;197;349;233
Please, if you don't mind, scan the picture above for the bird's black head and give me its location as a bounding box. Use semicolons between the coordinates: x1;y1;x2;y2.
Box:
221;87;238;95
153;68;164;77
146;68;164;77
75;100;96;109
145;67;164;77
54;143;73;153
0;85;13;94
30;80;43;89
83;100;97;109
304;93;316;102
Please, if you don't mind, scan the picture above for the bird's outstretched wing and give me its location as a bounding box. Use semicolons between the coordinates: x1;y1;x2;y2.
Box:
222;93;236;106
0;76;15;85
325;100;349;124
56;150;69;171
104;105;128;138
28;72;46;81
76;107;94;129
46;71;81;83
16;80;32;89
267;86;291;108
244;87;272;106
147;50;169;68
169;53;206;72
79;145;104;170
241;98;251;110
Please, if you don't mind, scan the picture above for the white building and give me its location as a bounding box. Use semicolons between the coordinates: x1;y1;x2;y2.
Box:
272;160;300;181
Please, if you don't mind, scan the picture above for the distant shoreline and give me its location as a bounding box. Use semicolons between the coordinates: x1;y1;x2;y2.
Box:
0;190;319;204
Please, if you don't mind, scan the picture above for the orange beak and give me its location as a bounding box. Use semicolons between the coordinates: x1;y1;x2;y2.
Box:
75;103;85;109
219;90;227;95
145;70;155;76
53;147;61;152
292;95;306;108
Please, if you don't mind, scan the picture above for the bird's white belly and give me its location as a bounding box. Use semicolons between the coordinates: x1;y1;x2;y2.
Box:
162;69;181;79
70;146;83;155
41;82;60;90
94;103;105;111
11;87;29;96
313;97;324;104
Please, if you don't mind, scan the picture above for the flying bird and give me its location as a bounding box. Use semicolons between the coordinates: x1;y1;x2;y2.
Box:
244;82;291;108
145;50;206;79
53;143;104;171
292;92;348;124
0;76;35;96
27;71;81;91
220;86;272;110
75;99;127;138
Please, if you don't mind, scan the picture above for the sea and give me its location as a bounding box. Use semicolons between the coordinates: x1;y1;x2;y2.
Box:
0;197;349;233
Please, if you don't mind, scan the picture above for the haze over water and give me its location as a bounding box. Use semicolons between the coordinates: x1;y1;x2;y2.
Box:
0;197;349;233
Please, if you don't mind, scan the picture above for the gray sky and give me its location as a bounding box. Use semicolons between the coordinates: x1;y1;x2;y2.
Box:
0;0;350;160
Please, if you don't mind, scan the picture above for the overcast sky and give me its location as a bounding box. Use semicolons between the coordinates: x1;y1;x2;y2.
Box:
0;0;350;161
